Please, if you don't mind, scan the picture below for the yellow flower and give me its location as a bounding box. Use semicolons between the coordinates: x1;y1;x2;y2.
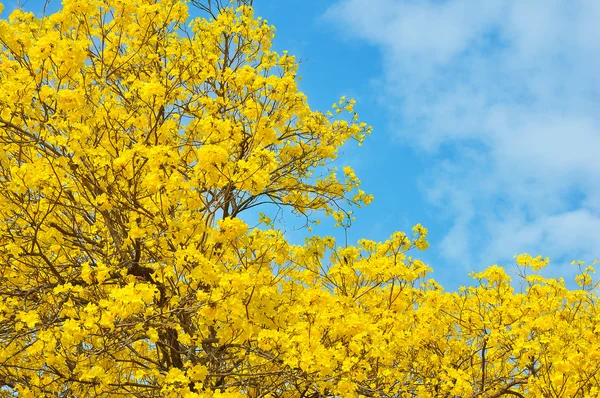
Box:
17;311;39;328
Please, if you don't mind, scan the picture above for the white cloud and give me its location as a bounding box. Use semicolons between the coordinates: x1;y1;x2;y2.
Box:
324;0;600;270
480;209;600;269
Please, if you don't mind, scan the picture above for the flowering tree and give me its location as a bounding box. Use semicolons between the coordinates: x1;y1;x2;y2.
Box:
1;0;599;397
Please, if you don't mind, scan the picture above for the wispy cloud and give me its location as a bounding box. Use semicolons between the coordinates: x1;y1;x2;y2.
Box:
324;0;600;272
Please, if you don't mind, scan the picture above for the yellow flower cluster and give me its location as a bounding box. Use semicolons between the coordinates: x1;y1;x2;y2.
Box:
1;0;599;397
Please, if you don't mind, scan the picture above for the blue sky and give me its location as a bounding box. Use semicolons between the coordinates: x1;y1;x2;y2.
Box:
5;0;600;291
251;0;600;290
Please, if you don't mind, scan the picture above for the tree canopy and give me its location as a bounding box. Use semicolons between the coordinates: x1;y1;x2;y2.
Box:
1;0;599;397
